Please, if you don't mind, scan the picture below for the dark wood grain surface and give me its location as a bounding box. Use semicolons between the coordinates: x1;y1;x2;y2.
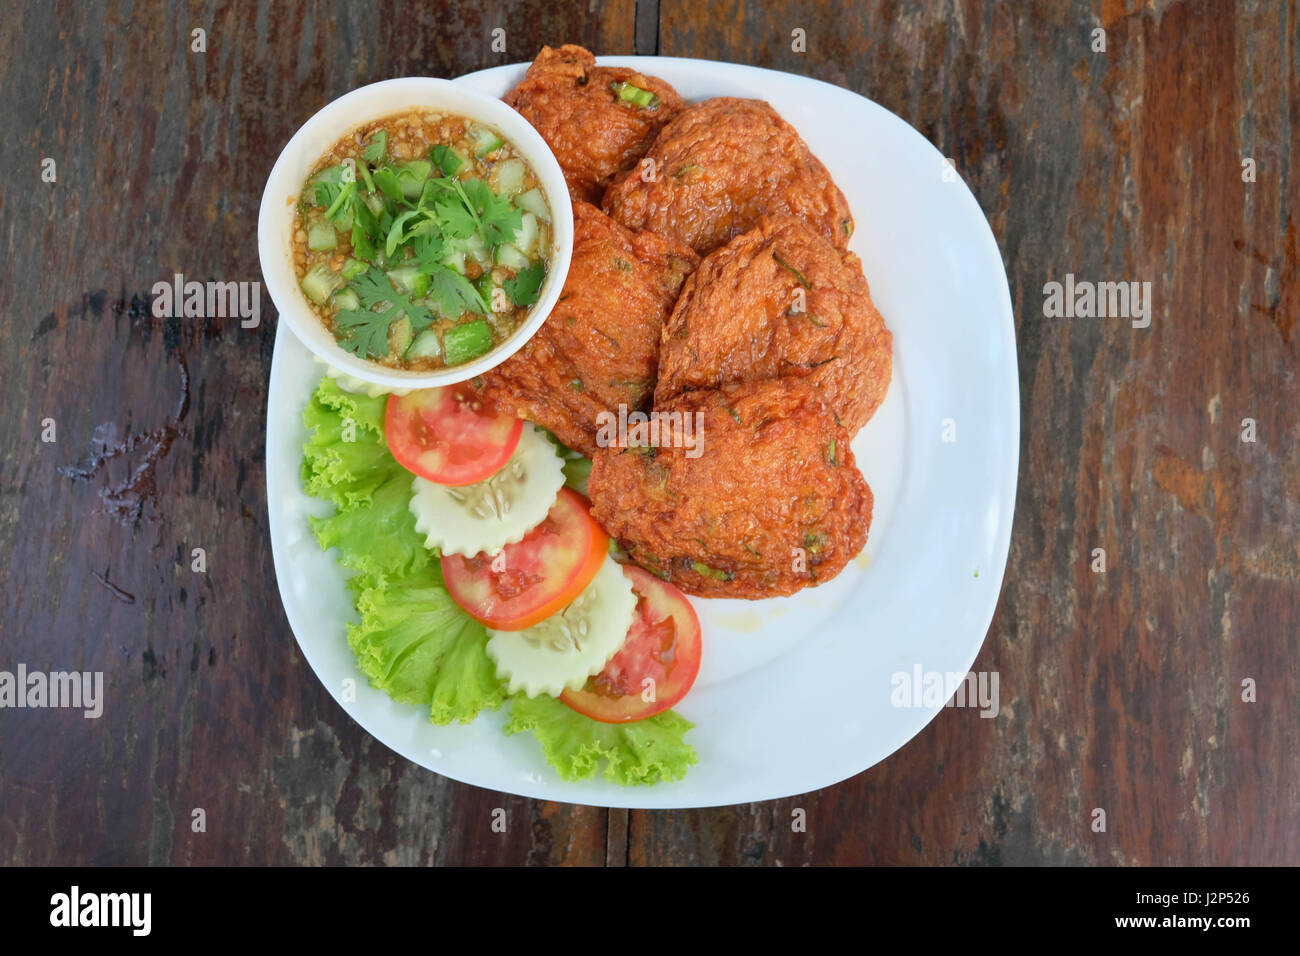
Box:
0;0;1295;866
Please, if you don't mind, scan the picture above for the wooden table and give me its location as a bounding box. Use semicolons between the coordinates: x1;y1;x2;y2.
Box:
1;0;1296;866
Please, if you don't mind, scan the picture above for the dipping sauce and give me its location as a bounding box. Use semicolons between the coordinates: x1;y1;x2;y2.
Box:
293;109;552;369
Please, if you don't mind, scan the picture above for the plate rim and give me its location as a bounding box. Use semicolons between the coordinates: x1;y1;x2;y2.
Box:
266;56;1020;809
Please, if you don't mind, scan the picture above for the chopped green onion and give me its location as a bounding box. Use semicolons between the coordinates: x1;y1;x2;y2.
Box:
322;181;354;221
691;561;733;581
611;81;659;109
773;250;812;289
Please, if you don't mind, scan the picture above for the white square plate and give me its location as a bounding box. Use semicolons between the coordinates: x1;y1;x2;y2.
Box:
265;57;1019;808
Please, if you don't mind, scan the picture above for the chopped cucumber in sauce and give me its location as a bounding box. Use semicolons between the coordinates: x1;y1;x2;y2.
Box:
307;220;337;251
443;319;493;365
300;263;341;305
295;110;552;370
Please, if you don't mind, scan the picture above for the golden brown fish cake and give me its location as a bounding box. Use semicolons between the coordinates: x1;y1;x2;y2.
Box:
655;215;892;435
601;97;854;256
505;45;685;204
588;378;871;599
477;201;698;456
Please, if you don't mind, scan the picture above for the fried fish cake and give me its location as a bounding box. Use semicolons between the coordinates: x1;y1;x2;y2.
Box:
588;378;871;599
505;45;685;204
601;97;854;256
655;215;892;435
477;202;698;456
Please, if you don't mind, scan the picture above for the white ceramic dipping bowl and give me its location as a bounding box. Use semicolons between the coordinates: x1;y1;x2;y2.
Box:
258;76;574;390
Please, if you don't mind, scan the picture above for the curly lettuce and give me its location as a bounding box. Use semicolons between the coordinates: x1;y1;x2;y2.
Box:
303;378;496;722
348;572;506;724
506;694;697;786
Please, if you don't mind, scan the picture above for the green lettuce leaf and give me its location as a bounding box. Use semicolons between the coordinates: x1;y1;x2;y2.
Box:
505;694;697;786
348;573;506;724
302;378;430;592
310;470;432;594
301;378;393;509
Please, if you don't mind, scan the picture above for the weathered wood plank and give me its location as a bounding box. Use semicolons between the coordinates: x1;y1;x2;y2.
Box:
651;0;1300;865
0;0;635;866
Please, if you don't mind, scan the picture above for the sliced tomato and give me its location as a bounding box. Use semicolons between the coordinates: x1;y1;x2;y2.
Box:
385;385;522;486
441;487;608;630
560;565;702;723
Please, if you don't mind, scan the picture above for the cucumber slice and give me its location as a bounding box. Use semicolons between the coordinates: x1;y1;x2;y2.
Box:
409;424;566;557
430;144;464;177
405;329;442;360
494;243;530;270
443;319;493;365
364;192;385;216
300;263;341;305
440;249;467;275
463;232;491;268
341;258;367;280
386;266;427;296
333;202;354;233
307;220;337;251
388;315;412;355
395;160;432;200
470;124;504;157
486;557;638;698
331;288;360;311
491;158;526;196
474;274;499;311
513;212;539;255
516;187;551;224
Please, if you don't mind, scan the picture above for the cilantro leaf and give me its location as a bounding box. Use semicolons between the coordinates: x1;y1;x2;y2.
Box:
372;167;403;203
426;264;488;318
385;209;423;258
335;268;432;358
434;191;478;239
461;178;522;249
362;131;387;164
412;232;446;273
504;260;545;307
350;195;379;260
310;164;346;208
